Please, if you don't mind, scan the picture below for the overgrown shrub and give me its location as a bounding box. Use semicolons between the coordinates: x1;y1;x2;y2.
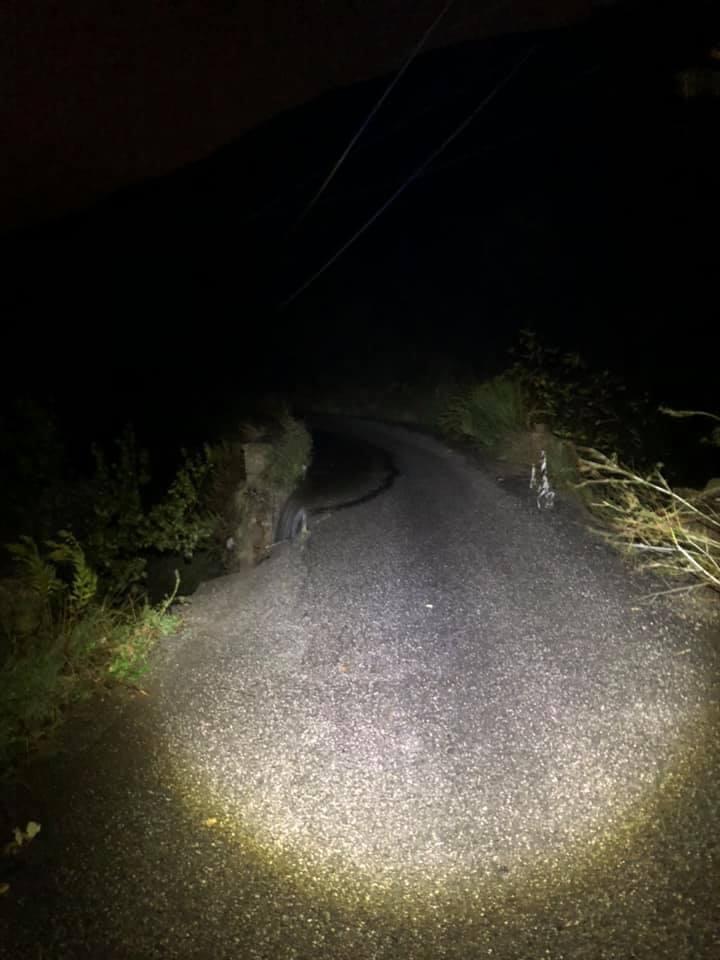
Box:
77;427;219;597
267;412;312;490
81;426;150;596
144;446;218;558
437;376;528;449
507;329;655;462
0;534;179;775
0;405;312;777
435;332;675;506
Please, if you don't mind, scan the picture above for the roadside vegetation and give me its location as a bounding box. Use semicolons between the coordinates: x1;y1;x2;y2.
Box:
0;405;311;777
304;330;720;605
435;332;720;600
575;416;720;598
3;331;715;776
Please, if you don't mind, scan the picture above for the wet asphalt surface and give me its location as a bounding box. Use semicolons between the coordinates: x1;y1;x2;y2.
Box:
1;417;719;959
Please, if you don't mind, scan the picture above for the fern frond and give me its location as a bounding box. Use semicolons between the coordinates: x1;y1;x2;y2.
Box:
6;536;63;601
46;531;98;615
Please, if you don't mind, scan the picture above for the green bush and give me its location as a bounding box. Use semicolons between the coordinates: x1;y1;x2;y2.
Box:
80;426;152;596
144;446;218;558
437;376;528;449
0;534;179;776
78;428;220;597
507;329;654;461
436;333;662;496
0;406;318;776
267;412;312;491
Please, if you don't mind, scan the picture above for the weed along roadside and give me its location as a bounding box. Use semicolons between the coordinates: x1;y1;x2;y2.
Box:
0;410;312;807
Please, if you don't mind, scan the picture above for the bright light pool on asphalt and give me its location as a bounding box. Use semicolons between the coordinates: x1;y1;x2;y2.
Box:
163;642;714;915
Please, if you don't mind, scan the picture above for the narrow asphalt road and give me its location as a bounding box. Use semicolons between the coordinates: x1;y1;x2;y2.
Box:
2;419;719;959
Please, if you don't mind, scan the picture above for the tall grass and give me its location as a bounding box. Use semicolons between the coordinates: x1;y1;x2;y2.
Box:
437;376;528;449
575;411;720;597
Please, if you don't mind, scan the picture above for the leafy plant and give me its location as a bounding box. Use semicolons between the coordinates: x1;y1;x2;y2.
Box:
267;412;312;491
106;594;179;684
46;531;98;617
0;536;180;776
507;329;654;460
82;425;151;596
0;404;317;777
145;446;218;559
76;429;221;597
5;535;64;615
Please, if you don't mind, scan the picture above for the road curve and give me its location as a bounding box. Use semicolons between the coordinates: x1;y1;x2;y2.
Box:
2;418;719;959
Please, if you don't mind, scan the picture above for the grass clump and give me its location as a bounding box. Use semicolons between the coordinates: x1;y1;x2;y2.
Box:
437;376;528;449
575;410;720;597
0;532;179;775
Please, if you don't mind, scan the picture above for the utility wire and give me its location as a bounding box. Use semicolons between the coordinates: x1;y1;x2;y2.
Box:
279;44;536;310
286;0;459;237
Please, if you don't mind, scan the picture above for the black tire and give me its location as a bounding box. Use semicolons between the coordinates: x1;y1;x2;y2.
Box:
275;497;308;542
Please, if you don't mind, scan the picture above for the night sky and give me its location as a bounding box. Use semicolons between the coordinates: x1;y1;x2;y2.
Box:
2;0;588;230
2;0;718;456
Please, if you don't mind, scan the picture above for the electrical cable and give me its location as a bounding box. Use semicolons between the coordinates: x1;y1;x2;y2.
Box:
278;44;536;310
285;0;460;236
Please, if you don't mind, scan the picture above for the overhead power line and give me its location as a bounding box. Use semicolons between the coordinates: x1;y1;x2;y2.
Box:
278;44;537;310
286;0;460;236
